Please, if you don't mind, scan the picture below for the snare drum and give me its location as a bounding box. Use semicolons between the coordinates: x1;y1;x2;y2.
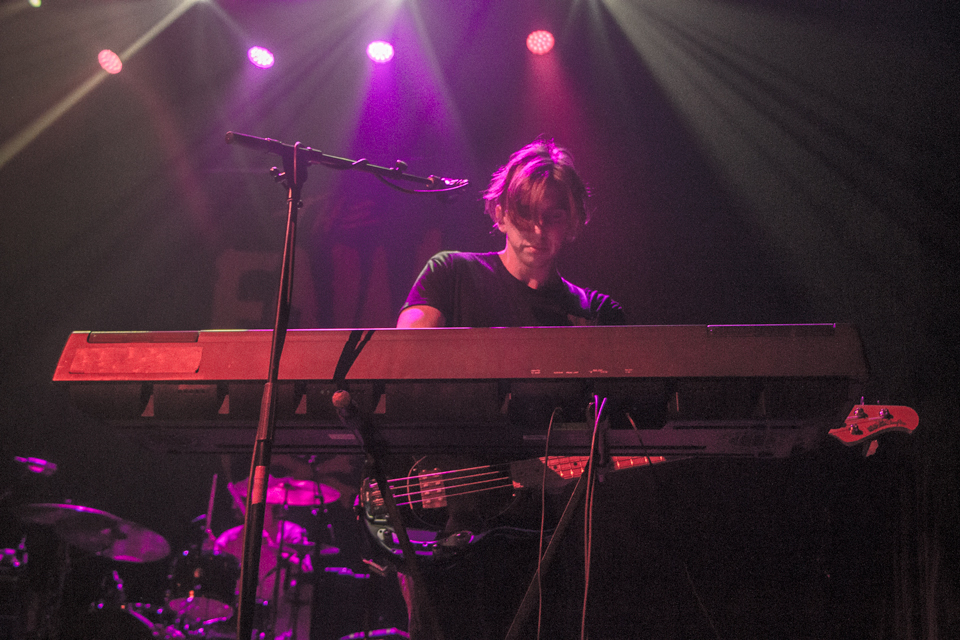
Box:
166;550;239;624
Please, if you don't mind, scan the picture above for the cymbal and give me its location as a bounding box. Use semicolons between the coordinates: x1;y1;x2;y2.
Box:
231;476;340;506
19;503;170;563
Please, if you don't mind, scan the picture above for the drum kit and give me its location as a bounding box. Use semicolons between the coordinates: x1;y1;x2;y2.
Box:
10;473;343;640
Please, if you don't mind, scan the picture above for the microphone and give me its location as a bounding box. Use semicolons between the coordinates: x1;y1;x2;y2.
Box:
225;131;287;155
427;176;470;201
14;456;57;476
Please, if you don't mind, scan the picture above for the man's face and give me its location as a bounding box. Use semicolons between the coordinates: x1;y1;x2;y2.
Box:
498;181;572;270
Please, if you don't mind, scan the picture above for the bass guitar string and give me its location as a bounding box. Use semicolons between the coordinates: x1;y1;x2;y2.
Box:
367;455;671;509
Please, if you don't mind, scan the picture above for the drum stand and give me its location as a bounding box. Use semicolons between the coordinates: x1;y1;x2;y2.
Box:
264;509;311;640
265;511;288;639
281;551;310;640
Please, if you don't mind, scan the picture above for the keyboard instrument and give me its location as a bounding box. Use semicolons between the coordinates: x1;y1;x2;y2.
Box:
54;324;868;457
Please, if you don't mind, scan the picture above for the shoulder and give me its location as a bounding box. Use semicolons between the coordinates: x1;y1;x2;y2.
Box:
403;251;501;317
557;276;627;325
423;251;499;271
416;251;502;282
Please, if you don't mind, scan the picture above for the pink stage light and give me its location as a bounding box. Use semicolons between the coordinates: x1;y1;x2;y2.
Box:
248;46;275;69
98;50;122;74
526;30;555;55
367;41;394;64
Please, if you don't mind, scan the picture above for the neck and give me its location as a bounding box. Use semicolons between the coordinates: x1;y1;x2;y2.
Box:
498;249;554;289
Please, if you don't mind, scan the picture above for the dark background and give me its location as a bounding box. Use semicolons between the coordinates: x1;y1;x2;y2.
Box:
1;0;957;637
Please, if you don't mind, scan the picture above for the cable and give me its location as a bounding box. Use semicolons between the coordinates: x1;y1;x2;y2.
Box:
581;395;607;640
535;407;562;640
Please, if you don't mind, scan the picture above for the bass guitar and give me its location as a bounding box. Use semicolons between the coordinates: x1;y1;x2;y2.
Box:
361;404;919;565
359;453;673;565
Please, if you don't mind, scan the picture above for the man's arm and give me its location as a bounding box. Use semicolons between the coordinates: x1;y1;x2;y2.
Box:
397;305;446;328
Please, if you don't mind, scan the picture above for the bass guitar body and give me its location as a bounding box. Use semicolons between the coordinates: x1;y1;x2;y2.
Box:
359;454;669;566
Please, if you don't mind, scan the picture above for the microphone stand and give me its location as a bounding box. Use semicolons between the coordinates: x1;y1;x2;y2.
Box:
234;138;304;640
225;132;467;640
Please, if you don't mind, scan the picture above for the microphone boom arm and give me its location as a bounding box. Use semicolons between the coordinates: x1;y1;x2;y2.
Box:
225;131;468;194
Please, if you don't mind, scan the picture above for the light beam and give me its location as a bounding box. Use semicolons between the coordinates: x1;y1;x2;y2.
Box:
0;0;202;170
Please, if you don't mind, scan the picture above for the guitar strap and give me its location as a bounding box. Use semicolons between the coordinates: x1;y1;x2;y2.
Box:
331;331;445;639
331;329;375;391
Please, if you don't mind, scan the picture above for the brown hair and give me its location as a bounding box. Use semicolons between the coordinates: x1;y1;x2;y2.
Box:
483;139;589;237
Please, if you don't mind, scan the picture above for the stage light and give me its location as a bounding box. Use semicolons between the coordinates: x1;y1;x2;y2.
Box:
1;0;201;171
367;41;394;64
526;30;555;55
98;50;122;74
29;0;41;7
247;46;274;69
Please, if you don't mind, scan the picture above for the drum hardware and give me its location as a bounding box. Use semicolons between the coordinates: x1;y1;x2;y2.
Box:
1;542;27;639
18;503;170;563
161;472;320;638
67;605;166;640
16;502;170;639
203;473;219;548
283;539;339;558
230;475;341;507
132;472;334;640
0;540;27;570
58;562;179;640
94;569;126;609
68;598;197;640
226;473;337;638
167;474;240;627
338;629;410;639
269;512;310;640
212;515;318;638
3;456;57;504
13;456;58;477
165;549;240;625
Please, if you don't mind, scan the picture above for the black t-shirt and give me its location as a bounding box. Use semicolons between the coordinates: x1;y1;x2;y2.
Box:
401;251;626;327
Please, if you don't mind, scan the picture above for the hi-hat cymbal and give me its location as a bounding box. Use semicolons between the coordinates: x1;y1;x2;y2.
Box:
18;503;170;563
231;476;340;506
